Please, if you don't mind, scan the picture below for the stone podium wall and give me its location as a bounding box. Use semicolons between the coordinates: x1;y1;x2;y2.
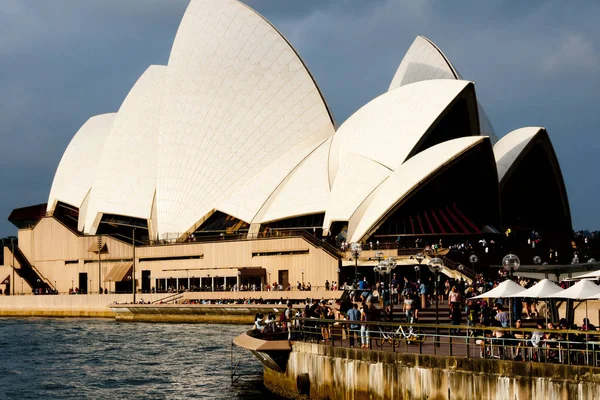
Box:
264;342;600;400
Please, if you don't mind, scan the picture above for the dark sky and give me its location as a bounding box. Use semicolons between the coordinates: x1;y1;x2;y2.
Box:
1;0;598;237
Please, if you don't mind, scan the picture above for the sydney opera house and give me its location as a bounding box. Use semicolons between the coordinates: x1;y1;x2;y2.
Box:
2;0;571;295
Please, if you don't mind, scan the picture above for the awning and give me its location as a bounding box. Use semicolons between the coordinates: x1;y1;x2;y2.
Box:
88;243;108;253
105;262;133;282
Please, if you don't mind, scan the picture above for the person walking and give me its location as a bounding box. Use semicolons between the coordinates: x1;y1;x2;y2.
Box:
347;303;360;348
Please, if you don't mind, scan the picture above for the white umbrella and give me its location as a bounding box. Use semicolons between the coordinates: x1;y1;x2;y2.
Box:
543;279;600;365
507;279;563;298
543;279;600;300
470;279;524;299
508;278;563;325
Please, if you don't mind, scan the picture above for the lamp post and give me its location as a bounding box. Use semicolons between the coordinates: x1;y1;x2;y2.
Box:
385;257;397;288
502;254;520;280
21;278;23;295
428;257;444;327
414;265;420;282
350;243;362;284
374;251;384;283
469;254;478;276
54;280;57;294
132;228;136;303
502;254;520;325
97;236;102;295
374;261;392;321
301;269;305;286
11;238;15;296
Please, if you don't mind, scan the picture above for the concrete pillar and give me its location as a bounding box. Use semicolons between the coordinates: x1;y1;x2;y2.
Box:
211;276;215;292
236;274;241;291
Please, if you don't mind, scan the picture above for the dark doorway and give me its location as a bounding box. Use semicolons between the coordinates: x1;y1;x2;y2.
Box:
278;270;289;288
142;270;151;293
79;272;88;294
115;280;133;294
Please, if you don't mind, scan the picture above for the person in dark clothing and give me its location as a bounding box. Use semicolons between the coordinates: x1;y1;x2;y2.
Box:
347;303;360;347
450;302;462;334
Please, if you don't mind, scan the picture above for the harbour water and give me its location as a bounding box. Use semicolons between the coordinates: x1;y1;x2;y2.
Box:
0;318;281;399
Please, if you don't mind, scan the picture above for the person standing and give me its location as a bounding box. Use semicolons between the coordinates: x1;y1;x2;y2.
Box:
347;303;360;348
360;304;369;348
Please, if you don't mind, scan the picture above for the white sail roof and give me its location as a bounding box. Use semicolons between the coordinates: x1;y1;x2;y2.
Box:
389;36;497;143
329;79;473;183
155;0;336;237
493;127;542;183
47;113;116;213
253;138;332;224
349;136;487;242
82;65;165;234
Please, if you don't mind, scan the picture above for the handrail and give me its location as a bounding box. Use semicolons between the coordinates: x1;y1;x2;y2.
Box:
253;318;600;367
440;255;475;279
152;292;184;304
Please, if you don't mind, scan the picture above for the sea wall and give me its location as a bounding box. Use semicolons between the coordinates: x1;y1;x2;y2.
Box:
264;342;600;400
0;294;164;318
111;303;293;324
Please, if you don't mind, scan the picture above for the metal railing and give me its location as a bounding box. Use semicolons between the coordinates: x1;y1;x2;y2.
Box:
256;318;600;367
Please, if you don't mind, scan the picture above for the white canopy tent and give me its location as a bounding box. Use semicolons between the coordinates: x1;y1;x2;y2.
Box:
508;279;563;298
543;279;600;300
470;279;524;299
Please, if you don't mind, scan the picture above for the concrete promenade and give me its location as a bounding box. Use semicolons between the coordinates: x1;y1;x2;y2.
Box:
0;289;341;319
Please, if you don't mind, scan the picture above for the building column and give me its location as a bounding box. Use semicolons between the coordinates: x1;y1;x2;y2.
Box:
211;276;215;292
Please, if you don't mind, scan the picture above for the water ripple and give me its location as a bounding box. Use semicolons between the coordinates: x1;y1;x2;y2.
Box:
0;318;281;400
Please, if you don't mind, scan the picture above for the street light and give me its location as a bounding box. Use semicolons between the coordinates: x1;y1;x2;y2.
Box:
132;228;136;303
301;269;305;285
374;251;384;283
350;243;362;283
415;253;424;265
469;254;478;276
502;254;520;325
502;254;520;280
374;261;393;321
11;238;15;296
533;256;542;265
428;257;444;326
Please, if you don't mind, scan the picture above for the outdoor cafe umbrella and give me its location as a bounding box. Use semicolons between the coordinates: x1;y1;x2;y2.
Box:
470;279;524;299
507;279;564;299
507;279;564;325
543;279;600;364
471;279;524;324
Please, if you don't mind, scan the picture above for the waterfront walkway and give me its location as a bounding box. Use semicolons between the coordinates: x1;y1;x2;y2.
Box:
259;318;600;367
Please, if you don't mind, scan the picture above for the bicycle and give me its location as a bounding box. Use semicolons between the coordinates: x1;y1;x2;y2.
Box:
399;324;426;344
375;325;401;347
375;322;426;347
